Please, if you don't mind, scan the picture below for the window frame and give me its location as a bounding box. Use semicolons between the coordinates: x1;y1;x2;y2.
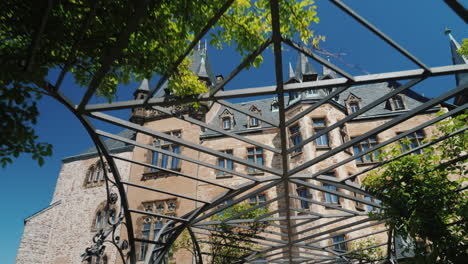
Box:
353;136;379;164
392;95;405;110
217;149;234;177
399;130;425;154
222;116;232;130
247;147;264;174
289;124;303;153
312;118;329;148
149;131;182;174
297;187;310;209
332;235;347;252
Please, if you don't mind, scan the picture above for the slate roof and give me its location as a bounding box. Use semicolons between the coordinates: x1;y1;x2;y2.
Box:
62;129;135;162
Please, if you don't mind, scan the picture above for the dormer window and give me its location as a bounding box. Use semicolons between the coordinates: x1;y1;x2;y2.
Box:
248;105;261;128
349;103;360;113
271;101;279;112
250;117;259;127
222;117;231;129
219;109;234;130
307;89;318;96
392;95;405;110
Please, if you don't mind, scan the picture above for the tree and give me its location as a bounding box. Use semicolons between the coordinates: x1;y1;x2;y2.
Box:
174;203;268;263
458;39;468;56
363;111;468;263
348;237;384;264
0;0;321;167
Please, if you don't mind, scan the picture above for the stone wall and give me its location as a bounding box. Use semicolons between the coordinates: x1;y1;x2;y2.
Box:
16;151;132;264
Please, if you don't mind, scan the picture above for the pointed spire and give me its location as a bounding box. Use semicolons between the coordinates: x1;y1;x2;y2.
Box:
289;62;295;79
322;56;337;79
295;52;317;82
137;79;149;92
445;28;468;88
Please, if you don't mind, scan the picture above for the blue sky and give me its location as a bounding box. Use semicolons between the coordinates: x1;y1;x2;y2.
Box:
0;1;466;263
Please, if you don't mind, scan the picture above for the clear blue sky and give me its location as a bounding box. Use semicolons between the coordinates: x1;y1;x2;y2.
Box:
1;1;465;263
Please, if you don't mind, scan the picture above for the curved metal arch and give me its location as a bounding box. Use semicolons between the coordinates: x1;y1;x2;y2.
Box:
31;0;468;263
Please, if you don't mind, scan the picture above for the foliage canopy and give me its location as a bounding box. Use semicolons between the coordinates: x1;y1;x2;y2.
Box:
0;0;321;167
363;111;468;263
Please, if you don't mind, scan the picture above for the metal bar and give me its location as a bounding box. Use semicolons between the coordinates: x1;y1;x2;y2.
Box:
330;0;431;72
283;38;355;81
221;196;283;224
287;78;424;153
99;130;255;182
83;64;468;112
43;88;137;263
322;229;389;249
193;225;287;245
129;208;188;222
134;238;163;245
216;99;280;127
293;103;467;182
121;181;211;204
210;38;273;96
289;81;468;175
143;0;236;103
77;0;148;111
289;194;363;215
90;112;282;177
269;1;295;263
305;220;387;245
285;85;351;127
444;0;468;23
111;154;234;190
292;180;381;207
25;0;53;72
192;180;280;223
151;105;280;153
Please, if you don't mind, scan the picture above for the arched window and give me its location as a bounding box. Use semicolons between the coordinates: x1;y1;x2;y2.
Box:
102;256;108;264
139;220;151;261
87;167;94;184
95;211;102;229
94;164;102;182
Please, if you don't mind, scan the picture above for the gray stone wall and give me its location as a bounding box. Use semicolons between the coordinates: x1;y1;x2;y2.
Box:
16;151;132;264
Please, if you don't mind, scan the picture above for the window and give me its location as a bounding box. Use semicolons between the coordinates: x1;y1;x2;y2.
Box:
85;162;105;186
95;211;102;229
332;235;347;252
364;196;382;212
392;96;405;110
150;131;181;172
271;101;279;112
247;147;264;173
324;184;339;204
289;91;299;100
297;188;310;209
249;194;266;206
349;103;360;113
289;125;303;153
138;200;177;261
250;117;259;127
399;130;425;154
93;206;116;231
353;136;379;163
307;89;318;96
222;117;231;129
139;220;151;260
313;119;329;147
217;150;234;176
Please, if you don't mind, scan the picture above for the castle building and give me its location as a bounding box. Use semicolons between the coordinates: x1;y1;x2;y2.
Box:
15;33;466;264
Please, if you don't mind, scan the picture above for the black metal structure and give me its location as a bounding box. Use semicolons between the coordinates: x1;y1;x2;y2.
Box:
32;1;467;263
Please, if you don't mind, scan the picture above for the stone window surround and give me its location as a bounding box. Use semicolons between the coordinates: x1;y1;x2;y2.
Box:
247;105;261;128
330;233;348;253
288;123;303;155
246;146;264;175
345;94;362;115
136;199;177;262
352;135;380;165
143;130;183;178
390;94;406;111
249;193;267;206
217;149;234;178
311;117;331;150
219;109;234;130
91;202;117;232
84;161;107;188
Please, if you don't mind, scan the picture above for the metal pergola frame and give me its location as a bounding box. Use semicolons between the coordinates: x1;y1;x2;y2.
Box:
31;0;467;263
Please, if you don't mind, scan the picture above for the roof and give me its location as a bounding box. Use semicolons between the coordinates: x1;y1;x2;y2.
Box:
62;129;135;162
